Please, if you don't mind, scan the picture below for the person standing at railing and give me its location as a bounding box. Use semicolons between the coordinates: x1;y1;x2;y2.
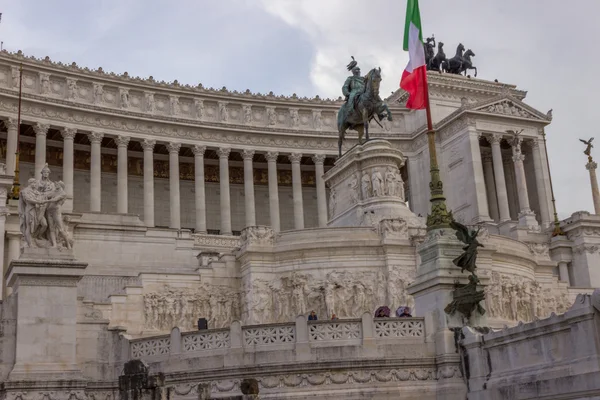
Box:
396;306;413;317
331;313;338;320
308;310;318;321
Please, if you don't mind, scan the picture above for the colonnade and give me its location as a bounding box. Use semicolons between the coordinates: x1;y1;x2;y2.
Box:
478;133;551;228
2;119;331;234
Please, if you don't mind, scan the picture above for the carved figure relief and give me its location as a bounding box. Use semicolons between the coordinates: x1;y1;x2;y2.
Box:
484;101;531;118
11;66;19;88
290;108;299;128
93;83;103;105
385;167;397;196
243;104;252;124
240;226;275;246
329;188;336;217
361;172;372;200
218;101;228;122
145;92;155;113
67;78;78;100
313;110;322;130
371;168;384;196
120;89;129;109
484;272;571;322
170;95;180;115
144;284;241;331
349;173;359;204
195;98;204;119
266;107;276;126
40;73;50;95
244;269;412;324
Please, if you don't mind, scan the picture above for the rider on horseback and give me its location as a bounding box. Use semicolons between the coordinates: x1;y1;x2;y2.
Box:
342;59;366;116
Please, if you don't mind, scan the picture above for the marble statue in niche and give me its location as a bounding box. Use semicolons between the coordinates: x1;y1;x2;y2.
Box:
93;83;103;105
349;173;359;204
385;167;397;196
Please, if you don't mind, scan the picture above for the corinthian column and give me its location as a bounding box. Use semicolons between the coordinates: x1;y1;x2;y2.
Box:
218;148;232;235
5;118;17;176
242;149;256;227
116;135;130;214
481;151;499;222
512;137;538;227
167;142;181;229
530;139;551;227
586;160;600;214
266;152;280;232
88;132;104;212
489;134;511;222
142;139;155;227
312;154;327;227
34;123;49;179
193;145;207;233
61;127;77;213
289;153;304;229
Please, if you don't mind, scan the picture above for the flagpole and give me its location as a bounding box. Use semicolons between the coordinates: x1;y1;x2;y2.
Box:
421;67;453;230
541;128;564;236
9;64;23;200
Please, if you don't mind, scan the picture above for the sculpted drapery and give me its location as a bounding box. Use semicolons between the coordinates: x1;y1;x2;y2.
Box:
19;164;73;249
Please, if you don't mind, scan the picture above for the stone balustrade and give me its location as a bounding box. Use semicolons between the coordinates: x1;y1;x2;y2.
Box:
128;315;425;364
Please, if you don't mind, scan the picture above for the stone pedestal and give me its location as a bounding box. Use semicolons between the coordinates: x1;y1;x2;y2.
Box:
6;247;87;381
560;211;600;287
407;228;488;357
324;139;420;227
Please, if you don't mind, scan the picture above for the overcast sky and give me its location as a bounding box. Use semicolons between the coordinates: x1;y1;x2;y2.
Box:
1;0;598;219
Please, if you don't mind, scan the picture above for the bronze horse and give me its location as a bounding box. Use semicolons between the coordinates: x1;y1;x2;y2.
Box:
337;68;392;157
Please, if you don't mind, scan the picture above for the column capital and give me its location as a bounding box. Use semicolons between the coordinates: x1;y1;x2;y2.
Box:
5;118;17;130
33;123;49;137
115;135;131;148
530;138;541;150
487;133;503;145
167;142;181;154
142;139;156;151
266;151;279;162
61;127;77;140
217;147;231;159
586;161;598;171
88;131;104;144
513;153;525;163
312;154;326;164
242;149;255;160
193;145;206;156
289;153;303;164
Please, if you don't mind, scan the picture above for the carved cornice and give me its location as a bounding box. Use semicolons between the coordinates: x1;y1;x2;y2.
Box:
0;50;345;104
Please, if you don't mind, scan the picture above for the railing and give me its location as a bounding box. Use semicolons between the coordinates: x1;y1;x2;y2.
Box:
128;316;425;361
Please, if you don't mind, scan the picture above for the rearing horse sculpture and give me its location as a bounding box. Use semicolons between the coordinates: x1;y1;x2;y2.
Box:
337;68;392;157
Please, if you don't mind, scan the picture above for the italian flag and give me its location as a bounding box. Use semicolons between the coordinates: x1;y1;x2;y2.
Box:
400;0;427;109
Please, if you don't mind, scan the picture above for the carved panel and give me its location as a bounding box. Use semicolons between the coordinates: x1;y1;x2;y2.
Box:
131;337;171;358
183;330;230;351
374;319;424;338
308;321;361;341
243;325;295;346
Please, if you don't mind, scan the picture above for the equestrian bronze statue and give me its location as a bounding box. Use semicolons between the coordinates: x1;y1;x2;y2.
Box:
337;57;392;157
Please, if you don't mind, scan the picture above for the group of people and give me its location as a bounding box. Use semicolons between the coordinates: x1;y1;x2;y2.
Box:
307;306;412;321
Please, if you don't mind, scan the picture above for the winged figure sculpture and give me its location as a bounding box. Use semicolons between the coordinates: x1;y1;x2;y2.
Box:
449;220;484;275
580;137;594;157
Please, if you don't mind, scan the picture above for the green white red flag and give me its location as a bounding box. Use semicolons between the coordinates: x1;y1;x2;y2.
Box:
400;0;427;109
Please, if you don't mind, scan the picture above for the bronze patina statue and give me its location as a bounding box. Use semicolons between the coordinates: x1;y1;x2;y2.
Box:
444;220;486;319
441;43;478;77
450;220;483;275
580;137;594;158
337;57;392;157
